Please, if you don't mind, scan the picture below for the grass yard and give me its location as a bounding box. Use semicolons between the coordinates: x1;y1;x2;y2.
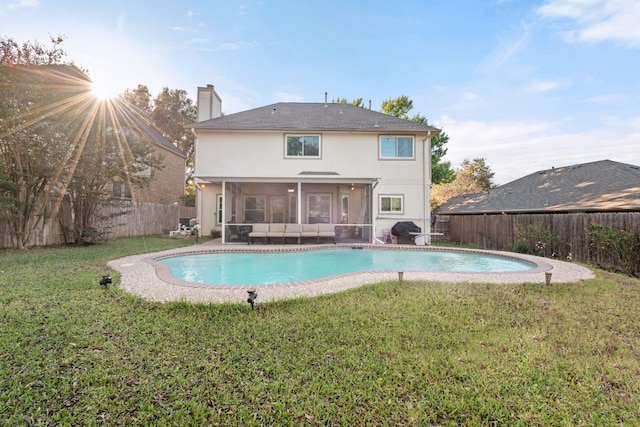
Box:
1;236;639;426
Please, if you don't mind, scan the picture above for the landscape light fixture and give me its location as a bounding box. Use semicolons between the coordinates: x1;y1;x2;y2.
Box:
100;275;112;288
247;290;258;310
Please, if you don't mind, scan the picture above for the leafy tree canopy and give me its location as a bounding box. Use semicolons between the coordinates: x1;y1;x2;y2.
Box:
430;157;496;210
332;97;365;108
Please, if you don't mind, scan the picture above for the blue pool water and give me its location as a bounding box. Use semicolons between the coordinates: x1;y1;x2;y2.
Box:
157;249;535;286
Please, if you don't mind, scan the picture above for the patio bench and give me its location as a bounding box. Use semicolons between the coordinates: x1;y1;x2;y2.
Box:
247;223;336;244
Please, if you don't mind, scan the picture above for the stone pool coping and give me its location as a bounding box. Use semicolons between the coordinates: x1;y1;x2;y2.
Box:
107;240;595;304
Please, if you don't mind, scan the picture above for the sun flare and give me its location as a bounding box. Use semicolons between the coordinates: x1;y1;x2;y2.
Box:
91;80;121;101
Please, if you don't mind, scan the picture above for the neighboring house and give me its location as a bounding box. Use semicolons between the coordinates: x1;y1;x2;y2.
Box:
435;159;640;260
0;64;188;247
113;110;187;205
190;85;440;243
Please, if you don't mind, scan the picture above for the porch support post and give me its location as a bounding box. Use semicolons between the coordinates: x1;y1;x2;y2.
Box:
423;135;432;245
221;179;226;243
297;181;302;224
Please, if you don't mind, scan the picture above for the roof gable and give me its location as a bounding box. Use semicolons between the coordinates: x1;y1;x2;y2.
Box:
191;102;440;133
437;160;640;214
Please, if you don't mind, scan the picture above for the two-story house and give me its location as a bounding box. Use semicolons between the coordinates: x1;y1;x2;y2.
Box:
190;85;440;244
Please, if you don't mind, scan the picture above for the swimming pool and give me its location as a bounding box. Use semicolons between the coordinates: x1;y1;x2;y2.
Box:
155;248;536;286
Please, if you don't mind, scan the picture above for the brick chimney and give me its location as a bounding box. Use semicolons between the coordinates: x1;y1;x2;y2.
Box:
197;84;222;122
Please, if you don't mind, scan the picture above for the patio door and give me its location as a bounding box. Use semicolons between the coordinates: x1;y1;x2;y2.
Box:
307;194;331;224
271;197;285;223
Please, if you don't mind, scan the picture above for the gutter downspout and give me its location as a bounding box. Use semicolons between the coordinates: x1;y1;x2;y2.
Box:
371;178;380;244
423;132;432;245
190;128;203;238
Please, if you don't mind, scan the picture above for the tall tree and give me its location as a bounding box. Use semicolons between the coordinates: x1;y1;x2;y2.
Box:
122;84;152;114
1;36;162;247
151;88;197;184
64;102;158;244
0;35;80;248
430;157;496;209
332;97;365;108
381;95;413;119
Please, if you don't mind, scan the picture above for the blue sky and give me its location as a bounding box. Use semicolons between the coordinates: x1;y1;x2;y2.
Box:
2;0;639;184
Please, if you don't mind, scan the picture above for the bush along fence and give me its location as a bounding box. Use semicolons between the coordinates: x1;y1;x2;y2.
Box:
447;212;640;277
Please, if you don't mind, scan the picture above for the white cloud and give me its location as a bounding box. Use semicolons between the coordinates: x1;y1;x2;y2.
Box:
4;0;39;10
185;37;210;45
538;0;640;47
524;78;570;93
437;114;640;185
190;40;254;52
481;20;532;72
462;91;481;101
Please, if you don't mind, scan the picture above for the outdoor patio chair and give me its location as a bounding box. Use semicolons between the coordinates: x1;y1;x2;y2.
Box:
317;223;336;244
266;223;286;243
300;223;319;243
248;223;268;244
283;223;302;244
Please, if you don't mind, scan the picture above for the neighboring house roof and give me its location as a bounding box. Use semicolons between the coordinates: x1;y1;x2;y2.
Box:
437;160;640;214
191;102;440;133
121;105;186;158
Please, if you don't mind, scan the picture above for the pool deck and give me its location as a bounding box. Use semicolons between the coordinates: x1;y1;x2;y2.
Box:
108;239;595;304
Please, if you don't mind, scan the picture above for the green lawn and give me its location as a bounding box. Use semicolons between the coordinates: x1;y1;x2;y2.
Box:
1;236;639;426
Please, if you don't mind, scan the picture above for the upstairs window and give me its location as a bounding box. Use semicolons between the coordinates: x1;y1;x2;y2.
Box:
286;135;320;158
380;136;414;159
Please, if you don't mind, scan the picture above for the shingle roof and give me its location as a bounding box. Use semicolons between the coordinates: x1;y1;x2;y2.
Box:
436;160;640;214
119;104;185;158
190;102;440;133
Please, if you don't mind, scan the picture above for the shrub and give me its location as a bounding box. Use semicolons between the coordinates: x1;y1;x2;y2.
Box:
514;224;569;259
588;223;640;276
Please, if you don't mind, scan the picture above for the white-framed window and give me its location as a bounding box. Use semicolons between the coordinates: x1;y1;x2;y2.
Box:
112;181;132;201
307;194;331;223
285;134;321;158
379;136;414;159
244;196;266;222
217;194;223;224
379;195;404;214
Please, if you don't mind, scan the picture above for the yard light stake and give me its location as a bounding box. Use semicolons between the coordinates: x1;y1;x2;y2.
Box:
100;275;112;288
247;290;258;310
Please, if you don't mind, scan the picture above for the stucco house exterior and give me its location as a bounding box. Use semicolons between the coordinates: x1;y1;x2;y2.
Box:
190;85;440;244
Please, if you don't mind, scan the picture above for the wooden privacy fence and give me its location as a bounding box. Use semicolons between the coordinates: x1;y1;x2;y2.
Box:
1;202;196;249
96;203;196;239
447;212;640;263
